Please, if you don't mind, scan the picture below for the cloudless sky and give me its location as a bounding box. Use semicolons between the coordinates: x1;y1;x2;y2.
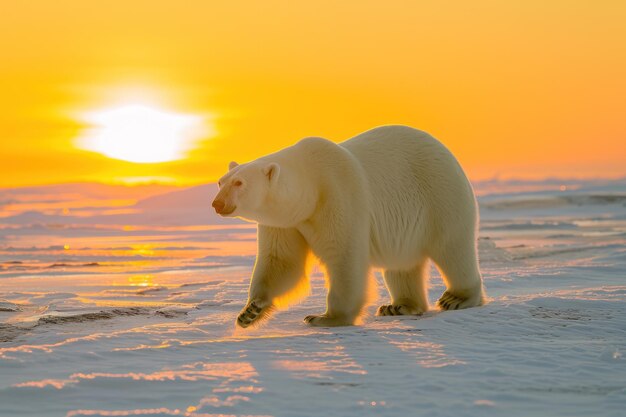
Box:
1;0;625;186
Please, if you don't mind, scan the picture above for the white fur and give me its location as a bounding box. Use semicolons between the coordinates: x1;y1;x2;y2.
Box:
213;125;486;327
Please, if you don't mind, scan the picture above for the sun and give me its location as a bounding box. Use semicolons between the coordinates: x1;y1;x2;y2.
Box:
76;104;208;163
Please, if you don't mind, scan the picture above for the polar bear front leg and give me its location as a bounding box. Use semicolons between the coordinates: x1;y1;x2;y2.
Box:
237;226;310;328
304;248;369;327
237;299;272;328
377;262;429;316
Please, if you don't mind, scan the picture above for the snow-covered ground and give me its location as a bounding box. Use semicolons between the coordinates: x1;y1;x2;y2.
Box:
1;179;625;417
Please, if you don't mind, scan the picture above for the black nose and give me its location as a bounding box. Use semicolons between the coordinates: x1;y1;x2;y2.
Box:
212;199;225;214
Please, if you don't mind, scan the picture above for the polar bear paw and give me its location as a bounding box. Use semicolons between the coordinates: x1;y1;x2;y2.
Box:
303;314;354;327
376;304;423;316
236;300;273;328
437;289;482;311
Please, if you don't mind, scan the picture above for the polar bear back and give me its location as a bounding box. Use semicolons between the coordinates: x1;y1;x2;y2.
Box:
340;125;477;269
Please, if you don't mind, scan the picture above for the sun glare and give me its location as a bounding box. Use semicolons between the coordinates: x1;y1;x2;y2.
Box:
77;104;209;163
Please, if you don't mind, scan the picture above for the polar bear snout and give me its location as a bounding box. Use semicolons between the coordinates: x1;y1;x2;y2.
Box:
212;198;225;213
212;199;226;214
212;198;235;216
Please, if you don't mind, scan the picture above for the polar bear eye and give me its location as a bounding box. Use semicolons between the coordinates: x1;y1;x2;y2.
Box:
233;180;243;187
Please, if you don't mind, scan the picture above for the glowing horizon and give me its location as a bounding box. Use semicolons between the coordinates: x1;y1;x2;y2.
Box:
1;1;625;187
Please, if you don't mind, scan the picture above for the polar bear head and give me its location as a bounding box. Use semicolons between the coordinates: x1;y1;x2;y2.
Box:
212;160;281;223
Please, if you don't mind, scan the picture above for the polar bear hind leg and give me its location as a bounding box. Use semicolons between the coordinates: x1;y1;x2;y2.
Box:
431;240;485;310
377;261;429;316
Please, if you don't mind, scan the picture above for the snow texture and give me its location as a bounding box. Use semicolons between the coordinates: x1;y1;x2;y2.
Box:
1;179;625;416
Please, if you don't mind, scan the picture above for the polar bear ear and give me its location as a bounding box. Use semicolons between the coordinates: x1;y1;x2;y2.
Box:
263;162;280;183
228;161;239;170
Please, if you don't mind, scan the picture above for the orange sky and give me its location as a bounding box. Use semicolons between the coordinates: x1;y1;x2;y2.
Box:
1;1;625;187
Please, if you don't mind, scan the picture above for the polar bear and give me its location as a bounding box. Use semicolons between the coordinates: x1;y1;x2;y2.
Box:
212;125;485;327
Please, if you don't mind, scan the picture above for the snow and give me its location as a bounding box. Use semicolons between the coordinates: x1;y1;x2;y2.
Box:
1;178;625;416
